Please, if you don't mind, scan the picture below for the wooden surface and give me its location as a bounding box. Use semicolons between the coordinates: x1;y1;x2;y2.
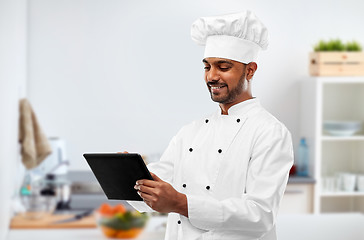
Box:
8;216;169;240
309;52;364;76
10;213;97;229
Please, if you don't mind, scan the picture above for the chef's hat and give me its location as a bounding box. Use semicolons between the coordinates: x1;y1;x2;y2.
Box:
191;10;268;64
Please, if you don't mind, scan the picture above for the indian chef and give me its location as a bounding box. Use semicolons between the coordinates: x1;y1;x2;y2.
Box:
129;10;294;240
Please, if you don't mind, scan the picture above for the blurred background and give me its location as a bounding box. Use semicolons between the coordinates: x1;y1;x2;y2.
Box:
1;0;364;239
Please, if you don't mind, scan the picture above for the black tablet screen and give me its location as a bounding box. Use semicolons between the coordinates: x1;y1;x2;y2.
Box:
83;153;153;201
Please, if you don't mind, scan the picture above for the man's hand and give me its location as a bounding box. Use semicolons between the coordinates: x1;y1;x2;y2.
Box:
135;172;188;217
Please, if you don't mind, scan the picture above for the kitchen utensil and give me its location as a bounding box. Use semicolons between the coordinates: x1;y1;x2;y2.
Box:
357;174;364;192
29;137;71;210
32;137;69;176
41;173;72;210
323;121;362;136
20;192;57;220
339;173;357;192
52;209;94;224
322;177;335;192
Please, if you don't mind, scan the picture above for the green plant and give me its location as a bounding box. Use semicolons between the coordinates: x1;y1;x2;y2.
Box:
313;39;362;52
346;40;362;51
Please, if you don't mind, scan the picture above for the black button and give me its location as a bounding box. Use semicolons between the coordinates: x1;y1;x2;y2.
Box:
182;184;186;188
189;148;193;152
205;119;209;123
218;149;222;153
178;220;181;224
206;186;210;190
237;118;241;123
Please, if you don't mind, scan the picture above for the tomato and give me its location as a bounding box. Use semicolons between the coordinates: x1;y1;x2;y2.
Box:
113;204;127;214
98;203;113;216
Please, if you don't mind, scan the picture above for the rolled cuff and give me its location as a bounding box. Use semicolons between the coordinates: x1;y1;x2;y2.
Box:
127;201;155;213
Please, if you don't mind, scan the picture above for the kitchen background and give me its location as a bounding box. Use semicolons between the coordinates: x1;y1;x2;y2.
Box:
1;0;364;239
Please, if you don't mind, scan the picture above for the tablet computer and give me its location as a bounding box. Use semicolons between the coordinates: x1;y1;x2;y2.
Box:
83;153;153;201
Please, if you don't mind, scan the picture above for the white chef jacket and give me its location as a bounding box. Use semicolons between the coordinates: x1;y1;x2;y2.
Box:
129;98;293;240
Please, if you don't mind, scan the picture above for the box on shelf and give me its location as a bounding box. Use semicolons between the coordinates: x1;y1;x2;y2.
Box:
309;52;364;76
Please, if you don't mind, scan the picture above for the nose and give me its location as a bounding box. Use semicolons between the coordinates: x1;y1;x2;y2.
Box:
206;67;220;82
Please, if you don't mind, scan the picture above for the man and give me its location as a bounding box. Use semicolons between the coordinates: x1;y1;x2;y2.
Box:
130;10;293;240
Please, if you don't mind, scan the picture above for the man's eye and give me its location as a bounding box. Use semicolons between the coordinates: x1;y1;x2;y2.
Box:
219;67;230;71
204;66;210;70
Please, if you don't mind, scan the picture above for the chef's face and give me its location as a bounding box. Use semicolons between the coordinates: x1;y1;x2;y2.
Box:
203;57;247;105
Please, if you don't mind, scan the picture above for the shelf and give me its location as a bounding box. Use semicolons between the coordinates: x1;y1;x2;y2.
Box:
317;76;364;84
321;192;364;197
321;135;364;141
302;77;364;213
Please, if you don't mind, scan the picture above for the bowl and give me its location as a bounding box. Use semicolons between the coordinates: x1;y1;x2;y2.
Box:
20;193;57;219
96;204;149;239
323;121;362;136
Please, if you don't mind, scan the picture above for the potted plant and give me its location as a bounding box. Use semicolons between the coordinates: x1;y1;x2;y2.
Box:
309;39;364;76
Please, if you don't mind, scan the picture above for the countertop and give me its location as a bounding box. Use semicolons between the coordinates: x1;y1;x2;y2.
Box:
7;216;167;240
288;176;316;184
7;229;165;240
276;213;364;240
8;213;364;240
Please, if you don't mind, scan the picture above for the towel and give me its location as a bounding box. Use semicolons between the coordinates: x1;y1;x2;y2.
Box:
18;98;52;169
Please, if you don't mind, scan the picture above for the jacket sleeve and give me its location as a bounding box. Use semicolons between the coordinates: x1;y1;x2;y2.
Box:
187;122;294;239
127;135;177;212
147;134;178;184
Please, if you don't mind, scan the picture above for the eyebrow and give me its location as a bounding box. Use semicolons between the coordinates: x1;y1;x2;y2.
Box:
202;59;233;65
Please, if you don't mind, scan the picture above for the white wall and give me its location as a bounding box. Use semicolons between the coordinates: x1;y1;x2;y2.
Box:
0;0;27;239
27;0;364;170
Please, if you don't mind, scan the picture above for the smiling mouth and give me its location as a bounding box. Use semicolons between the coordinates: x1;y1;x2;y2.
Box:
209;84;227;90
210;86;225;90
209;84;227;95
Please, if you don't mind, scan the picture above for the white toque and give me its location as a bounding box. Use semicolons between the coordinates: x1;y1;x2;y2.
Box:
191;10;268;64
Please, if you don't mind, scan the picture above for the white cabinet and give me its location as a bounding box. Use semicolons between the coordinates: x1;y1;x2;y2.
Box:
279;183;314;214
300;77;364;213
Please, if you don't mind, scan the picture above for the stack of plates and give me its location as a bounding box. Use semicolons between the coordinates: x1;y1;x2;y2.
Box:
323;121;362;136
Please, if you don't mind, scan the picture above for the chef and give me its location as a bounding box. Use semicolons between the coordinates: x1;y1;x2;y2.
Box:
130;10;293;240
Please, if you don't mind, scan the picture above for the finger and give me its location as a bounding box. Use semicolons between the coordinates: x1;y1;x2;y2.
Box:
136;179;159;187
135;184;155;195
150;172;162;182
137;189;152;200
116;151;129;154
139;191;154;202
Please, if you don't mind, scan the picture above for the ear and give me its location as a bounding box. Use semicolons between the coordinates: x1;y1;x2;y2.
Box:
246;62;258;80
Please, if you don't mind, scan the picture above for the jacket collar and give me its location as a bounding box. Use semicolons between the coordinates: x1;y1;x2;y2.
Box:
218;98;260;116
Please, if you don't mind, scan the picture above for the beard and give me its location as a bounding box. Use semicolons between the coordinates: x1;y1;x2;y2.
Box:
208;72;246;104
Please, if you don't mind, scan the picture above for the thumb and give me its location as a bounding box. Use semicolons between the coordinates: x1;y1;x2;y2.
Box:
150;172;162;182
